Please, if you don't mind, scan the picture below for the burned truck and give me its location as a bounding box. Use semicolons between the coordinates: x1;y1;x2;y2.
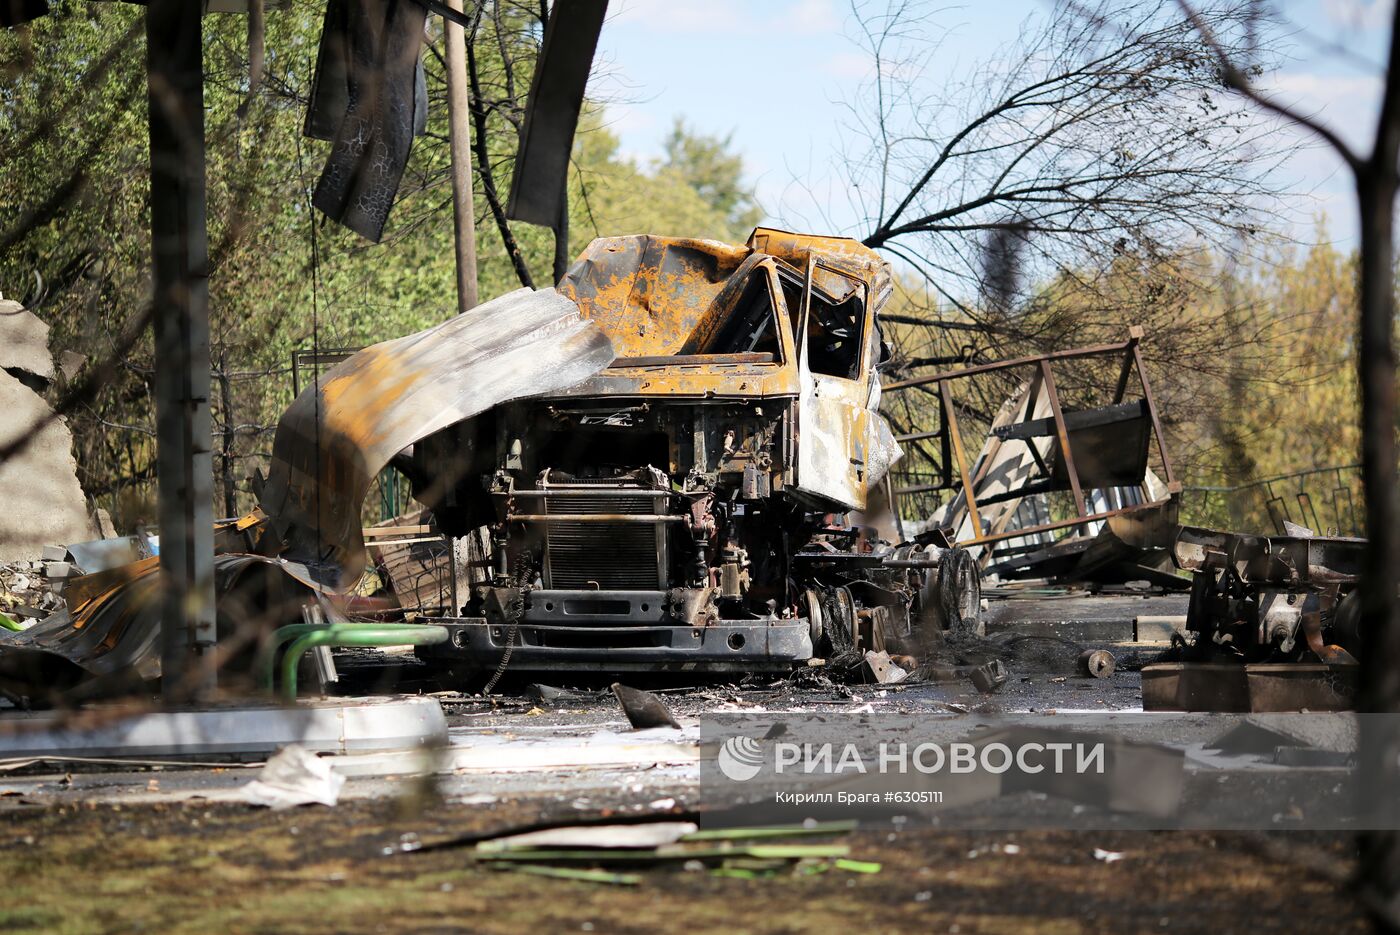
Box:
252;228;981;678
404;229;978;675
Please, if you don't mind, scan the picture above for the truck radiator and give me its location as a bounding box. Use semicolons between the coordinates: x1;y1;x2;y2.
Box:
540;486;670;591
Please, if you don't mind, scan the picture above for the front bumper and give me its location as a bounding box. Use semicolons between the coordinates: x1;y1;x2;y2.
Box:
417;616;813;674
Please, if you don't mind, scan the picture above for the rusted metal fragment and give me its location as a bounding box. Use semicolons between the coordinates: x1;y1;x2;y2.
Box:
611;682;681;729
257;288;614;589
1078;649;1115;678
1173;524;1364;584
748;227;893;308
1159;524;1363;673
862;649;907;684
969;658;1008;693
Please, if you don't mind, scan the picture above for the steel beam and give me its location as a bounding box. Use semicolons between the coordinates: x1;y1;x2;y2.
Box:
146;0;216;700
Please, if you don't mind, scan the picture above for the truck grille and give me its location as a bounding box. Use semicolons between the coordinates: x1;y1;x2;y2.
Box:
542;488;669;591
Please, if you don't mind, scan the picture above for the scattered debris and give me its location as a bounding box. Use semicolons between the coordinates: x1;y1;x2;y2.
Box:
1077;649;1115;679
0;556;65;625
526;684;601;707
889;328;1183;593
239;745;345;810
1092;848;1125;863
409;818;871;885
611;684;681;730
861;650;908;685
969;658;1008;693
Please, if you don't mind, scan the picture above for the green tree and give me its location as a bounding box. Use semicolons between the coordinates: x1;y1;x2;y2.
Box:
0;1;766;527
570;115;751;247
657;118;762;234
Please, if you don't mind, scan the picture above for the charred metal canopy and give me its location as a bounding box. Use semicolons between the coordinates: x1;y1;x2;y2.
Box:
257;288;614;589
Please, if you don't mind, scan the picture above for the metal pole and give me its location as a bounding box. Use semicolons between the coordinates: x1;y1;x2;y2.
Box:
147;0;216;701
444;0;479;313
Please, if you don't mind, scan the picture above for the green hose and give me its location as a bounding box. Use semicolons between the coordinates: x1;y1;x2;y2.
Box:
257;621;435;691
0;612;21;632
278;625;449;701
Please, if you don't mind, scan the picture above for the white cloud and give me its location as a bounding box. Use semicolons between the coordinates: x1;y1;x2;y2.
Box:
822;49;874;79
1264;71;1384;152
789;0;842;34
1322;0;1394;31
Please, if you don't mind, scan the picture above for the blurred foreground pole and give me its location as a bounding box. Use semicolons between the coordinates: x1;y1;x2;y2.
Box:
444;0;479;313
1357;5;1400;929
146;0;216;701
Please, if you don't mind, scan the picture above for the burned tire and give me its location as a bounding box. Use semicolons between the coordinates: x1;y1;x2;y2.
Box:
819;586;858;658
802;589;825;651
937;547;982;634
916;546;981;639
1330;589;1361;658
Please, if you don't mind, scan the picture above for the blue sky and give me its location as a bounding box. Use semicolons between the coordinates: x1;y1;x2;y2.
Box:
591;0;1395;250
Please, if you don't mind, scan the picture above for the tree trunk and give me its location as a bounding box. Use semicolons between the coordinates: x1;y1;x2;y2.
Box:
218;349;236;519
552;182;570;285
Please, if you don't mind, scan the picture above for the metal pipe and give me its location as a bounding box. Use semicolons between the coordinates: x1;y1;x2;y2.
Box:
279;626;449;700
258;621;433;690
959;498;1173;548
880;558;945;569
884;339;1135;391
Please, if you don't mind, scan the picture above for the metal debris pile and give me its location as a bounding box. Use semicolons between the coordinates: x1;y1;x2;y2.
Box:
1142;523;1364;712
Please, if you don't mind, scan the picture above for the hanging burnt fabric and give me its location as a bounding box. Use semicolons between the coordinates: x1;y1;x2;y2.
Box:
506;0;610;227
307;0;428;242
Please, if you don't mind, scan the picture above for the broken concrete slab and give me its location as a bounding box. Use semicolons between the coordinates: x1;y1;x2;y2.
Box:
0;294;55;384
56;349;85;382
0;368;94;561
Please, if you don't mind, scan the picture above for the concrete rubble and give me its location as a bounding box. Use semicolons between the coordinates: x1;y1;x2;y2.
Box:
0;293;96;564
